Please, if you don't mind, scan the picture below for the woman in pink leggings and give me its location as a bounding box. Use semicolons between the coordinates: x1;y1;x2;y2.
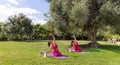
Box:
47;34;62;56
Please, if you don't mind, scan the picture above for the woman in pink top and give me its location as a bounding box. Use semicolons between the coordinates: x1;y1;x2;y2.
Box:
72;40;82;52
47;34;62;56
67;35;82;52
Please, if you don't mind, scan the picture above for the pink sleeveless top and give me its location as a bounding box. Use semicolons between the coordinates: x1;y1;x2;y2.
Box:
74;42;82;52
52;43;62;56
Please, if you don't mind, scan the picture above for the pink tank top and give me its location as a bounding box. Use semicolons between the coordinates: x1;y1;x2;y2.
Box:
52;43;62;56
74;42;82;52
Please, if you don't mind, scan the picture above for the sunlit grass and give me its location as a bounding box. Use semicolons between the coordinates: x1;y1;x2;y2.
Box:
0;40;120;65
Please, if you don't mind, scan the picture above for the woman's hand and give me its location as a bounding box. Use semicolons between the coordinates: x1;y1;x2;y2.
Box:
49;33;56;41
71;35;76;40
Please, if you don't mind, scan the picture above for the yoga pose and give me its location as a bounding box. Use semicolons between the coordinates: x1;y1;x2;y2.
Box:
67;35;82;52
46;33;62;56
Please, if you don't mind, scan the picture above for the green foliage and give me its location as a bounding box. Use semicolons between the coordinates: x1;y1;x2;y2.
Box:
98;1;120;40
50;0;73;36
100;1;120;33
101;26;115;39
70;0;88;27
2;13;33;40
47;0;120;43
32;24;49;40
47;0;85;37
45;19;58;35
0;22;6;40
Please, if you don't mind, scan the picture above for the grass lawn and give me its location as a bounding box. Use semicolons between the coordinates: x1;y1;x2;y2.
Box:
0;40;120;65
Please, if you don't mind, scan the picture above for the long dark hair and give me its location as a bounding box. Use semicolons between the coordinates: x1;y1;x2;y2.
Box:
48;40;52;47
70;40;74;47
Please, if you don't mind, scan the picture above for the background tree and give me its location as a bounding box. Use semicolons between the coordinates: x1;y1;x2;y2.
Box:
0;22;6;40
72;0;120;47
2;13;33;41
47;0;82;39
32;24;49;40
47;0;120;47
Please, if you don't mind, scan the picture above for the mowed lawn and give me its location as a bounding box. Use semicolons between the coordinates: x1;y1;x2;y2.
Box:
0;40;120;65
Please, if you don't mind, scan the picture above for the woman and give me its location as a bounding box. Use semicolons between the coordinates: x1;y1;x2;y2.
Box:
47;33;62;56
67;35;82;52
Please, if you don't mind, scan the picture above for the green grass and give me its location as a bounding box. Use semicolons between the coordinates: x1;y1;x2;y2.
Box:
0;40;120;65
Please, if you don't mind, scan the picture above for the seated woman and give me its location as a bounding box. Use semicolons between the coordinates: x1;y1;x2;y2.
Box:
67;35;82;52
47;40;62;56
46;33;62;56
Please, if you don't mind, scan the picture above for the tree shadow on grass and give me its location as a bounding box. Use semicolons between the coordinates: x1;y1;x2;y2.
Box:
79;44;102;52
79;44;120;54
99;45;120;54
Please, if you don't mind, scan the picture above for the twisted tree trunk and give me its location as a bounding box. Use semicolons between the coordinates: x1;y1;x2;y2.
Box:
87;0;103;47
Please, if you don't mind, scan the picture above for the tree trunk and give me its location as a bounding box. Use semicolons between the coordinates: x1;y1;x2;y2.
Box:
62;35;65;40
88;27;101;48
87;0;103;48
62;33;66;40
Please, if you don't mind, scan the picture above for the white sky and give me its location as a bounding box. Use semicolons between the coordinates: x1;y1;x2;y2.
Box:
0;0;49;25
